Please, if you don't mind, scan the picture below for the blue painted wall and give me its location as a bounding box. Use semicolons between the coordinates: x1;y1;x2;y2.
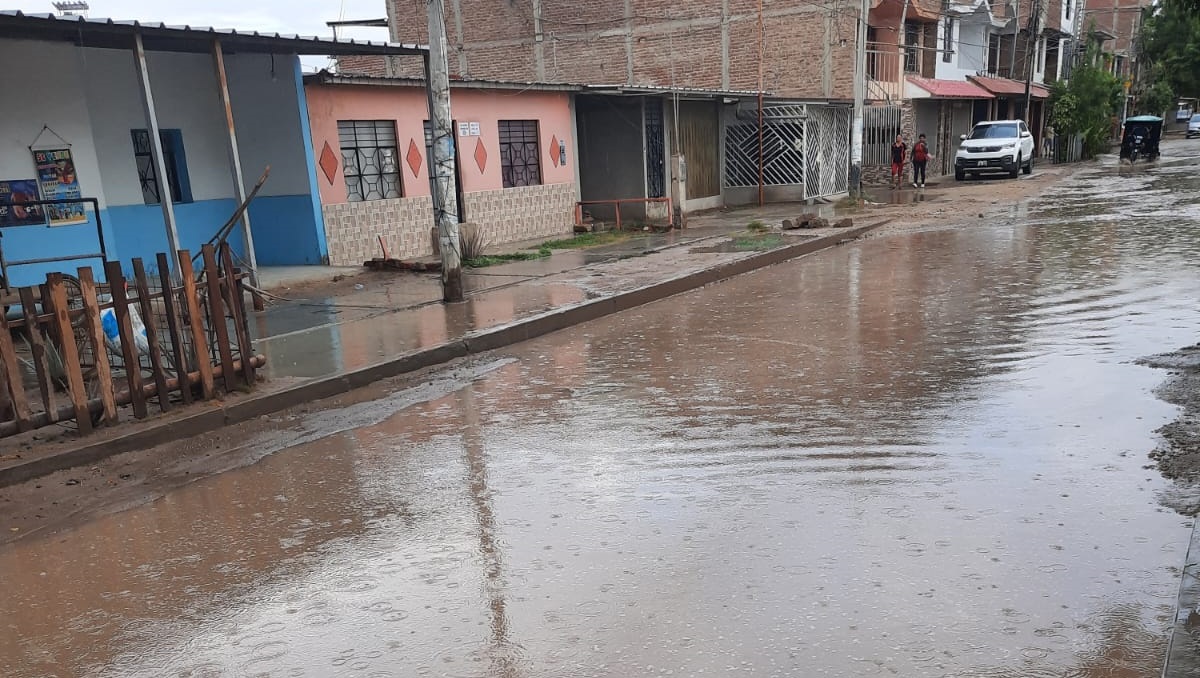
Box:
3;194;329;285
108;199;249;275
247;195;326;265
291;58;329;264
0;212;114;287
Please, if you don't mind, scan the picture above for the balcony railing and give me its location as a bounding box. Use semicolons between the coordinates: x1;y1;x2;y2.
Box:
866;44;904;101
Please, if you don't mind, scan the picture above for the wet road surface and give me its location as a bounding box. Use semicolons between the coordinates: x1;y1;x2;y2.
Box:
4;148;1200;677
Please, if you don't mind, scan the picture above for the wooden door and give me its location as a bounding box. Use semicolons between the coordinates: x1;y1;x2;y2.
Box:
677;101;720;200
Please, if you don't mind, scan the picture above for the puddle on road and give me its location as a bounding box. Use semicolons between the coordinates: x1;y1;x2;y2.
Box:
866;188;935;204
3;149;1200;677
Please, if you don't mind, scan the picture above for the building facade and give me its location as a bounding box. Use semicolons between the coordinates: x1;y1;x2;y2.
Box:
0;12;425;285
305;74;578;265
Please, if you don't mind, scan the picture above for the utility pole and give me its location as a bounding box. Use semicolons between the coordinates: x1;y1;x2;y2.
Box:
757;0;764;207
1022;0;1040;122
425;0;463;302
896;0;910;88
1008;0;1020;78
850;0;869;199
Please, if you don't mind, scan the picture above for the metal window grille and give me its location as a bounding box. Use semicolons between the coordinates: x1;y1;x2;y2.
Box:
904;23;920;73
131;129;183;205
338;120;402;202
498;120;542;188
863;106;903;166
943;18;954;63
644;101;666;199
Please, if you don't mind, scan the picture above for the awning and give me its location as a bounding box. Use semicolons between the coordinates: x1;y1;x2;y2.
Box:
907;76;994;99
969;75;1051;99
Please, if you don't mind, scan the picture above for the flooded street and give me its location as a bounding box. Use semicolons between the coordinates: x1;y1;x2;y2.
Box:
5;148;1200;677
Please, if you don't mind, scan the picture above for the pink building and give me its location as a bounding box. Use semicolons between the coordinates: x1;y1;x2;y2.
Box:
304;73;579;266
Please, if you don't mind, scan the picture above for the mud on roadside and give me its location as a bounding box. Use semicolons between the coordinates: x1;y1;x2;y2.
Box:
1144;345;1200;516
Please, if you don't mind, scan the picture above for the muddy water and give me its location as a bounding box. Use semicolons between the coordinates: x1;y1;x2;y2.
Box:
4;153;1200;677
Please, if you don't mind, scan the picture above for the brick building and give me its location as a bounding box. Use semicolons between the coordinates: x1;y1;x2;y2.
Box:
342;1;860;207
1083;0;1153;80
377;1;859;101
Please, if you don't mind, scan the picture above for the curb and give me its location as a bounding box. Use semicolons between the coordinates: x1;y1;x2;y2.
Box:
0;222;881;488
1162;517;1200;678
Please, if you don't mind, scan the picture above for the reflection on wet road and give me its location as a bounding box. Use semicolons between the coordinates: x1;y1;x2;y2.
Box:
3;151;1200;677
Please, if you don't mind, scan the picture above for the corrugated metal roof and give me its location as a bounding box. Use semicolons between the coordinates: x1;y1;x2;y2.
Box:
307;70;581;92
907;76;995;99
0;10;427;56
969;75;1051;99
584;84;766;98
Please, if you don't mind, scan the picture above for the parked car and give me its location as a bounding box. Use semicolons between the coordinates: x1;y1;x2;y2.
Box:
1177;106;1193;122
954;120;1036;181
1188;114;1200;139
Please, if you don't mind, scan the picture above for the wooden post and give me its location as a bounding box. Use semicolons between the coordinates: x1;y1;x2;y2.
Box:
219;243;256;387
18;287;58;423
200;245;235;394
104;262;148;419
177;251;215;400
0;311;32;431
133;31;182;261
46;274;92;434
77;267;118;425
131;259;172;413
211;39;259;289
157;252;192;406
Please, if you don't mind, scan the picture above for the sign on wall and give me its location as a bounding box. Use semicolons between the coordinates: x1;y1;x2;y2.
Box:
32;148;86;226
0;179;46;227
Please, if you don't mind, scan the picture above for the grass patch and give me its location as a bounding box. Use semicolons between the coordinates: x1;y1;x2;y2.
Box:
463;251;546;268
539;230;635;251
732;233;785;251
747;220;768;232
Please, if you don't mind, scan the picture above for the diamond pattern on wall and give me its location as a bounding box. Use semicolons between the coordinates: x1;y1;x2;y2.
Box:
474;138;488;173
318;141;339;185
549;135;559;167
406;139;423;177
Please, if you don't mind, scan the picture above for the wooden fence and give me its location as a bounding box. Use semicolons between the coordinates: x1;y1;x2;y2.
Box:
0;243;263;438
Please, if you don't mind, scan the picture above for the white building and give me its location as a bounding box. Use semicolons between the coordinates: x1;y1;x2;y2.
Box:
0;11;426;287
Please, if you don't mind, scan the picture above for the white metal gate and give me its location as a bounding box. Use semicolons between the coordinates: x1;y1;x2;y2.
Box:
804;106;850;198
723;104;851;199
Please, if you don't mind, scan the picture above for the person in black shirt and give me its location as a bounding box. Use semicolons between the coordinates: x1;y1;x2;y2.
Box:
890;135;907;189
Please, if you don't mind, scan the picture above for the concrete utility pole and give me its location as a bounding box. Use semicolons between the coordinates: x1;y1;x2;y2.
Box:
757;0;764;207
850;0;869;198
1008;0;1020;78
425;0;463;302
1022;0;1040;122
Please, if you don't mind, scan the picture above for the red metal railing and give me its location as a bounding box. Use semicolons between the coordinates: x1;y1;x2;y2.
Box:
574;197;676;231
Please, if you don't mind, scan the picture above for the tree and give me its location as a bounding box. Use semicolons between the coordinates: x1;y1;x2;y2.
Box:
1047;44;1122;158
1139;0;1200;101
1137;73;1175;117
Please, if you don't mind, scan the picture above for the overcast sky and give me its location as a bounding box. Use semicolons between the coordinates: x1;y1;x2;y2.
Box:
5;0;394;70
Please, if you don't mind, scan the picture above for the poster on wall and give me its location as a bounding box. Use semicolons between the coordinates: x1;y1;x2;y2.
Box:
32;148;86;226
0;179;46;227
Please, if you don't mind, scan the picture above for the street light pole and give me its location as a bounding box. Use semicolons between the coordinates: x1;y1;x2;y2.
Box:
850;0;869;199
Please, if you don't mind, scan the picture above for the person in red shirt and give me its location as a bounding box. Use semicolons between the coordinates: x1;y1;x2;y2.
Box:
890;135;907;189
912;133;933;188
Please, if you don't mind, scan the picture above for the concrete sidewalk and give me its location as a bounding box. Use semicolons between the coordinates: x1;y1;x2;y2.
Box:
0;216;884;487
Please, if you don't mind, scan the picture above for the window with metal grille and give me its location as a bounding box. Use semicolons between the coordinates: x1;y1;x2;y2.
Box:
498;120;542;188
131;129;191;205
942;18;955;63
338;120;402;201
904;22;920;73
